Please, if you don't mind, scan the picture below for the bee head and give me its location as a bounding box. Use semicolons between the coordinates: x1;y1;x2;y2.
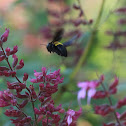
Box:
46;42;53;53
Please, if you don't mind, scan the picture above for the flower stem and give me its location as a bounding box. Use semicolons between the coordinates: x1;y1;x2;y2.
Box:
101;82;121;126
30;94;38;126
16;105;32;126
70;0;106;80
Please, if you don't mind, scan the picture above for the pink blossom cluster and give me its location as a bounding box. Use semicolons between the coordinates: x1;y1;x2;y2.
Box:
77;75;126;126
0;28;82;126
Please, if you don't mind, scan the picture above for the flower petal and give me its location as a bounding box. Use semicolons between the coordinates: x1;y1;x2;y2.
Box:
77;88;86;105
67;109;75;116
89;81;100;88
77;81;89;89
67;115;72;126
78;88;86;100
87;88;96;104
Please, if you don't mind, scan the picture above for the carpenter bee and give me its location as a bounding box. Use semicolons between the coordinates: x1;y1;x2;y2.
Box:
46;29;77;57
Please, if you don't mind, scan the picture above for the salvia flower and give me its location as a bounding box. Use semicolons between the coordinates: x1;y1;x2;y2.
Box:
77;80;100;105
67;109;75;125
66;108;82;126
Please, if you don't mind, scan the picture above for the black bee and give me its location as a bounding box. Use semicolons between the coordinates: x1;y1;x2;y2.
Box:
46;29;77;57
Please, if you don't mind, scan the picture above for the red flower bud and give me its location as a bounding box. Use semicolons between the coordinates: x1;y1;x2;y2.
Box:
4;109;22;117
118;19;126;25
0;51;4;56
116;97;126;108
59;109;65;113
18;100;28;108
95;104;113;116
0;71;3;76
79;10;83;17
16;59;24;69
16;92;28;98
120;111;126;120
109;88;117;95
109;77;119;90
72;19;82;26
12;54;18;68
11;71;16;77
11;99;17;106
3;70;11;77
7;81;19;89
73;4;80;10
0;66;9;71
39;83;44;90
34;108;41;115
19;83;26;89
115;7;126;14
10;45;18;55
37;115;43;123
93;91;108;99
23;73;28;81
89;19;93;24
5;47;11;56
39;96;44;102
1;28;9;42
31;91;37;99
0;55;5;61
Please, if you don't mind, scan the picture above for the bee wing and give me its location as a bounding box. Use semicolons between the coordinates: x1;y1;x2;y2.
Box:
63;35;78;47
52;28;64;43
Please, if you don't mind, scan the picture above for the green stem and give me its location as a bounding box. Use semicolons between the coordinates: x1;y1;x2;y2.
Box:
70;0;106;79
31;95;38;126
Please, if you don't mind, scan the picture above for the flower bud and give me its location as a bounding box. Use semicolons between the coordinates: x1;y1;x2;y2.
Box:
23;73;28;81
109;77;119;90
16;59;24;69
0;66;9;71
10;45;18;55
0;55;5;61
5;47;10;56
73;4;80;10
18;100;28;108
12;54;18;68
1;28;9;42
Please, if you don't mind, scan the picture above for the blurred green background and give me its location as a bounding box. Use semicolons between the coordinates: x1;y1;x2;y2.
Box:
0;0;126;125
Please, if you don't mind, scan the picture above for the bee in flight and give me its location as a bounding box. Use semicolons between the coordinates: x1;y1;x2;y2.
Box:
46;28;77;57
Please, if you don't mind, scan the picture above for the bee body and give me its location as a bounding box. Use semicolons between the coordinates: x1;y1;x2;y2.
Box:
47;41;67;57
46;28;77;57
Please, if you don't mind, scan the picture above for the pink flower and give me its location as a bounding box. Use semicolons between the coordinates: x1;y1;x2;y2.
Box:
66;108;82;126
34;70;43;77
77;80;100;105
67;109;75;125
